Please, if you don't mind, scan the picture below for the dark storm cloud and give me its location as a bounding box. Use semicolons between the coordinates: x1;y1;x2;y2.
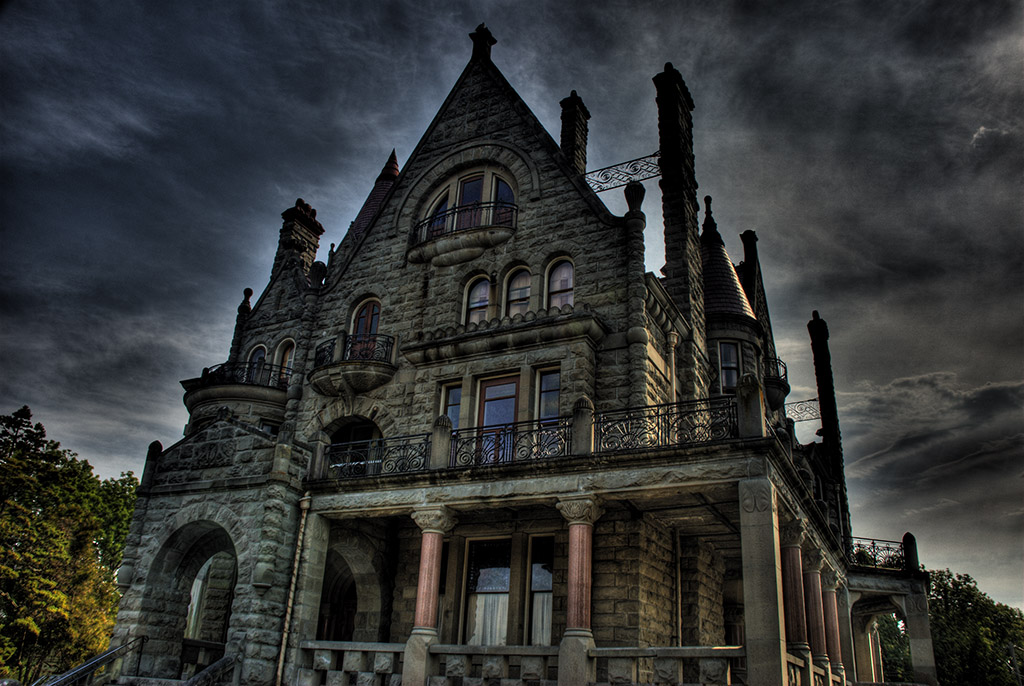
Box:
1;0;1020;604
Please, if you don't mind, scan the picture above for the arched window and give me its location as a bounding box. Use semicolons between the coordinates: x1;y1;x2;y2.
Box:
547;261;574;309
422;166;517;240
247;346;267;384
350;300;382;360
505;269;531;316
466;279;490;325
276;341;295;387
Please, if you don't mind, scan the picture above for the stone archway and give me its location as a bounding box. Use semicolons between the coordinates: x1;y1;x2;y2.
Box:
316;528;391;641
136;521;238;679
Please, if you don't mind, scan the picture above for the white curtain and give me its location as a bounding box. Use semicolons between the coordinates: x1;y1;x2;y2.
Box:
530;591;552;645
465;593;508;645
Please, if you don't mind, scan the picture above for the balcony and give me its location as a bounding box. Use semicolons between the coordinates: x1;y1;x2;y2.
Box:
182;362;292;414
848;537;906;571
764;356;791;411
407;201;518;266
307;334;398;396
309;397;745;482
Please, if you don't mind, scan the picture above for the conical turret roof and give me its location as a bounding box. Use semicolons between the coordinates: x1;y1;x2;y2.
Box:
700;196;756;319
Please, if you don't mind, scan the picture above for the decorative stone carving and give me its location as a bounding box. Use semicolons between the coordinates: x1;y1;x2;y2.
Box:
802;548;824;573
781;517;808;547
411;506;457;534
556;497;603;525
698;657;729;685
821;564;843;591
740;479;774;513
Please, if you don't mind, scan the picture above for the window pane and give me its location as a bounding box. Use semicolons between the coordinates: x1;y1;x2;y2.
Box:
548;261;574;308
466;593;508;645
482;396;516;426
467;540;511;592
530;537;553;591
507;270;530;316
459;176;483;205
539;371;559;421
494;178;514;204
445;386;461;429
529;536;554;646
468;280;489;324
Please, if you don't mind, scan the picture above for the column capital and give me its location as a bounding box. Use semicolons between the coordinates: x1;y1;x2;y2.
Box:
821;563;844;591
411;506;457;534
802;548;824;573
556;496;603;526
780;517;808;547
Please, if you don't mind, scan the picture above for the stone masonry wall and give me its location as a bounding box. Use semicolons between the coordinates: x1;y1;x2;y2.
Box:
679;536;726;646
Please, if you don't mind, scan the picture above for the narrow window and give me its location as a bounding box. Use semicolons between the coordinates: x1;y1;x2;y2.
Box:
466;279;490;324
538;370;560;423
720;341;740;394
277;341;295;387
547;261;574;309
506;270;531;316
351;300;381;360
464;539;511;645
247;347;267;384
477;376;519;463
527;536;554;645
444;385;462;430
493;177;515;226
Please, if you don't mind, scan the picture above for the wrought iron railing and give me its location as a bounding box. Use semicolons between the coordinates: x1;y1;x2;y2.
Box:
450;418;572;468
343;333;395;363
414;201;518;243
201;362;291;390
765;356;788;382
594;398;737;453
849;537;905;571
325;433;430;478
30;635;148;686
314;338;336;368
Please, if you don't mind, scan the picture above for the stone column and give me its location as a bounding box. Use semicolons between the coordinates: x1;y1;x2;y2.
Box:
801;549;830;673
837;588;856;682
737;478;787;686
403;506;456;686
905;582;939;683
780;519;809;651
556;496;602;686
821;564;845;676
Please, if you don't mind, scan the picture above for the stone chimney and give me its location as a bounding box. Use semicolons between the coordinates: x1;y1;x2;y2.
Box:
275;198;324;277
654;63;705;393
560;90;591;176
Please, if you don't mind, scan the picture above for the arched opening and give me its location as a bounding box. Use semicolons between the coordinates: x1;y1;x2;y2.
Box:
138;522;238;680
326;418;383;478
316;531;391;642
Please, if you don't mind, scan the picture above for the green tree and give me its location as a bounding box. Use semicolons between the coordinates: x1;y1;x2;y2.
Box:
877;612;912;682
928;569;1024;686
0;407;138;683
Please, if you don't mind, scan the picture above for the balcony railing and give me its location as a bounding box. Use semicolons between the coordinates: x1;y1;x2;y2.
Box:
200;362;291;390
314;338;336;368
414;201;518;244
450;418;572;468
594;398;737;452
848;537;905;571
765;356;788;382
343;333;394;363
325;433;430;478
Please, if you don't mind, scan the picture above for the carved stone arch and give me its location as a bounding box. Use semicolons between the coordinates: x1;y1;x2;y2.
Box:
135;518;240;679
318;527;392;641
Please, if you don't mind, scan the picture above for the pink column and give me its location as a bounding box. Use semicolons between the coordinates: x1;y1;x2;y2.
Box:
802;549;829;664
821;565;845;673
780;519;809;650
410;507;457;633
556;497;602;634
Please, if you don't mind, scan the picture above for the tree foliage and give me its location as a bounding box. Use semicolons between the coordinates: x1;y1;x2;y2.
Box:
0;407;138;683
928;569;1024;686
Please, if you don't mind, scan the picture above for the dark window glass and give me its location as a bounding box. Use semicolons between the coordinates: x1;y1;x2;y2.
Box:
506;270;531;316
538;371;559;422
720;342;740;393
445;386;462;430
548;261;574;308
467;280;490;324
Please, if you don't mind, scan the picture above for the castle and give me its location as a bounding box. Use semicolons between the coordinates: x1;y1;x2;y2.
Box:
112;25;938;686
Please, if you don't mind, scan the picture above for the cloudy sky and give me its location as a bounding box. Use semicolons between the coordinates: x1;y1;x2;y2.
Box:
1;1;1021;607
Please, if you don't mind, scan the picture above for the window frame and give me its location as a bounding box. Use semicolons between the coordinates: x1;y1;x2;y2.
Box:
536;368;560;424
719;341;741;394
442;383;463;430
505;268;532;317
423;166;517;239
546;259;574;309
465;277;491;325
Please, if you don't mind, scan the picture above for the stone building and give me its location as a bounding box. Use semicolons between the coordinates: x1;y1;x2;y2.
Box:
111;25;938;686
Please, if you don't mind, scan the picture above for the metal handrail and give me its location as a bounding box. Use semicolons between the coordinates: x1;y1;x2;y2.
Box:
449;417;572;467
30;636;148;686
849;537;905;571
593;397;738;453
325;433;430;478
201;361;292;390
765;356;788;382
183;653;239;686
414;201;518;243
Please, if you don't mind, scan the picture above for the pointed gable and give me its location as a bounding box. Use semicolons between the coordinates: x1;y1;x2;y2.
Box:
347;149;400;243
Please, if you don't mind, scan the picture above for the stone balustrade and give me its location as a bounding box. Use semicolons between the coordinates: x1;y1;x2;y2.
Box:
427;644;558;685
297;640;405;686
589;646;745;685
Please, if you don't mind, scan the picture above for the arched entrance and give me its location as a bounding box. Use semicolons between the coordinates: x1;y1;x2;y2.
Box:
316;530;390;641
138;521;238;679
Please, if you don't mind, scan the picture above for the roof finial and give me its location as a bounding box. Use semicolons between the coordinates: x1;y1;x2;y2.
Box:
377;149;400;182
701;195;723;246
470;23;496;61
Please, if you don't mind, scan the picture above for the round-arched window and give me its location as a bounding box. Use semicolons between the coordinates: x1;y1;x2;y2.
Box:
422;166;516;240
547;261;574;309
506;269;531;316
466;279;490;324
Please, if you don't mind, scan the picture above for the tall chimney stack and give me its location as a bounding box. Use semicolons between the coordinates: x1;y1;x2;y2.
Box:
560;90;591;176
